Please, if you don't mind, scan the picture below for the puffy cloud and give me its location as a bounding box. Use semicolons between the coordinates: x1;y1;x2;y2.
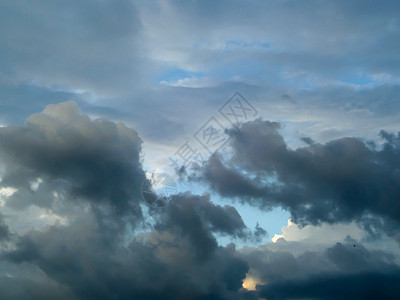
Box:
271;219;364;246
1;1;400;299
1;208;251;300
196;119;400;235
154;192;258;260
0;101;145;220
0;102;259;300
1;104;396;300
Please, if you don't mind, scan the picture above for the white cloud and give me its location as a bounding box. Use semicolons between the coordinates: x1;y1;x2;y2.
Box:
272;219;364;245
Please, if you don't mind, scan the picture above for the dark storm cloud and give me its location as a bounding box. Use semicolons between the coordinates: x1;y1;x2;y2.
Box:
7;228;395;300
0;105;398;300
300;136;314;145
240;241;400;300
0;264;78;300
1;207;251;300
202;154;266;200
326;242;396;273
0;1;399;299
197;119;400;232
0;215;10;241
154;193;256;260
259;271;400;300
0;102;260;300
252;223;267;243
0;101;145;217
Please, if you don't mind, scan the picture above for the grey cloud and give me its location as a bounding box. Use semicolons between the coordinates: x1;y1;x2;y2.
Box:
154;193;251;260
0;81;77;125
1;1;400;299
240;240;400;300
0;101;145;219
0;105;398;300
202;154;266;200
196;119;400;233
0;262;78;300
0;0;145;95
0;215;10;241
1;210;250;300
300;136;314;145
2;0;400;151
326;242;396;273
2;0;400;99
140;0;400;83
0;102;257;299
252;223;267;243
259;271;400;300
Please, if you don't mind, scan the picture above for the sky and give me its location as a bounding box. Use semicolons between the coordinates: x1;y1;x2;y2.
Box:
0;1;400;299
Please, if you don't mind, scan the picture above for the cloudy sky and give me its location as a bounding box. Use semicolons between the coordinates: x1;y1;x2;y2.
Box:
0;1;400;299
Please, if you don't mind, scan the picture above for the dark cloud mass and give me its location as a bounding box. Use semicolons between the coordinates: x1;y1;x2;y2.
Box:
0;215;10;241
259;270;400;300
0;1;400;298
198;119;400;234
0;102;254;299
241;241;400;300
0;103;398;300
154;193;258;260
0;101;145;217
1;214;250;300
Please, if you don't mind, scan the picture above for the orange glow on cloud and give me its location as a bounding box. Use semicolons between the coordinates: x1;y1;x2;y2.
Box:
242;276;258;291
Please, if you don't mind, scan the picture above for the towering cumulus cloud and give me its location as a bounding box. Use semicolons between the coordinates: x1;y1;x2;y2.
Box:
0;102;255;299
0;101;145;220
